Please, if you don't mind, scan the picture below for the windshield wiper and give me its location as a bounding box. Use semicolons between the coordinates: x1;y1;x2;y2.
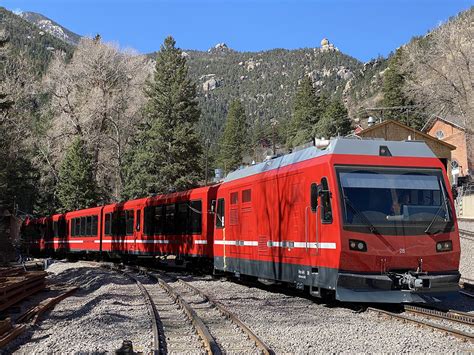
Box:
424;205;445;235
424;183;449;235
343;196;381;236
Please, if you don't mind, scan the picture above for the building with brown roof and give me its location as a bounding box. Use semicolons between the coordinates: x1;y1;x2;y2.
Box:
357;119;456;182
422;115;473;183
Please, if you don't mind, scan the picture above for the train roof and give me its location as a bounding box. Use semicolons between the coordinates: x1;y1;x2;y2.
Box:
224;138;436;183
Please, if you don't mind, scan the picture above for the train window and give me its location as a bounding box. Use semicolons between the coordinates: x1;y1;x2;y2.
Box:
176;203;188;234
144;207;154;235
75;218;81;237
91;216;98;235
125;210;134;235
242;189;251;203
164;204;176;234
154;206;164;235
216;198;225;229
59;219;66;238
112;212;119;236
189;200;202;234
53;221;59;237
311;183;318;212
136;210;141;231
80;217;86;236
71;219;76;237
105;213;112;236
320;178;333;224
118;211;126;235
231;192;238;205
86;216;92;236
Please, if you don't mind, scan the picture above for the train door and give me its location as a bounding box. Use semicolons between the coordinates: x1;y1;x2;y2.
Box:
125;209;135;254
215;197;226;269
308;177;334;256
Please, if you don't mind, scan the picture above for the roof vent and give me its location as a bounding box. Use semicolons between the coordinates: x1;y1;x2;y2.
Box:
315;138;330;149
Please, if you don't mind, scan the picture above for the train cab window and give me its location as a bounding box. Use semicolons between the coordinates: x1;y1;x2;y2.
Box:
164;204;176;235
86;216;92;236
320;178;333;224
91;216;98;235
176;203;188;234
216;198;225;229
231;192;238;205
125;210;134;235
136;210;141;231
105;213;112;236
242;189;251;203
189;200;202;234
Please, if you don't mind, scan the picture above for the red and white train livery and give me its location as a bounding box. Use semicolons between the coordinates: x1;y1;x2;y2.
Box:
24;139;461;303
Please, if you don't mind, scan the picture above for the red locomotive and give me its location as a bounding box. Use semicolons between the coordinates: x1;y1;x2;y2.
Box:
25;138;461;303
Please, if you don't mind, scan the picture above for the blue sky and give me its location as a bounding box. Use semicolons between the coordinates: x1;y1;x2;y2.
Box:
2;0;472;61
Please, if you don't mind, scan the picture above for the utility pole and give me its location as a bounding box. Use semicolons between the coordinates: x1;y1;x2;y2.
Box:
204;139;210;186
270;118;278;155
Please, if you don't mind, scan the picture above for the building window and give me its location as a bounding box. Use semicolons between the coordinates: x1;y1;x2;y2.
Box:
435;130;445;139
451;160;460;174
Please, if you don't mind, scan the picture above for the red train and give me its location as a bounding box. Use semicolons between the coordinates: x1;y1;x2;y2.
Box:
23;138;461;303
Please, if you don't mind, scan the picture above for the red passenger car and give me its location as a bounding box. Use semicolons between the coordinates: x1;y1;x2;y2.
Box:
63;207;103;253
212;139;460;303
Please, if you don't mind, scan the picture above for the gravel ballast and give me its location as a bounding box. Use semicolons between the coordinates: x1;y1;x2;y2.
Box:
186;277;473;353
5;261;151;354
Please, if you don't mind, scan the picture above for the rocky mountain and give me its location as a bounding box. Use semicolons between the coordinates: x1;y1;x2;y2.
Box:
18;11;81;45
0;7;74;73
160;39;371;142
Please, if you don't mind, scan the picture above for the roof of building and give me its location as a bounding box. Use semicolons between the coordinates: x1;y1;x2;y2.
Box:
421;115;466;132
224;138;436;183
358;119;456;150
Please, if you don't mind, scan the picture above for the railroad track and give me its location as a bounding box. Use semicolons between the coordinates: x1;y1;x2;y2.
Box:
368;305;474;343
459;229;474;241
460;277;474;298
115;264;272;355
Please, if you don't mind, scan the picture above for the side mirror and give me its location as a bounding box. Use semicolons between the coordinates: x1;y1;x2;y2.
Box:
210;200;216;213
311;183;319;212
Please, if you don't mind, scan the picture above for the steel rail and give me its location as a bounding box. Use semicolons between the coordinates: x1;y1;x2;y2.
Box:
368;308;473;343
178;279;274;355
459;229;474;241
404;305;474;326
149;274;220;355
119;270;162;355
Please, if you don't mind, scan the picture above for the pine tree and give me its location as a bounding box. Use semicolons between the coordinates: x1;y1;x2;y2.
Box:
57;138;98;212
318;99;352;138
287;77;327;147
382;49;424;129
219;100;248;173
123;36;202;198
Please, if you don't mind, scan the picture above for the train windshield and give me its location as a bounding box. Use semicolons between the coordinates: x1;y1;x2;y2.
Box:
336;166;454;236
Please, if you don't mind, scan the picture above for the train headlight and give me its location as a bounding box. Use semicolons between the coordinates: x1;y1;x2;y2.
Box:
349;239;367;252
436;240;452;252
